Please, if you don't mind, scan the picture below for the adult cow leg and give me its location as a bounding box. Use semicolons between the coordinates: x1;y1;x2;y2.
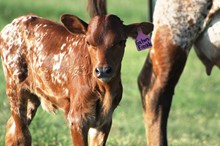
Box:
138;25;188;146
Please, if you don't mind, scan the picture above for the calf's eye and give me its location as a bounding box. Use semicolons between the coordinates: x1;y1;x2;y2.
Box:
114;40;125;47
86;41;91;46
111;40;125;48
117;40;125;46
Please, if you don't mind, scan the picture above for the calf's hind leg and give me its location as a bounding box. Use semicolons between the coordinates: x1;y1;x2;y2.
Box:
5;82;40;146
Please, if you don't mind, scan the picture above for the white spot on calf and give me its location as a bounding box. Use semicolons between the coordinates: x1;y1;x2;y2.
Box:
89;128;98;138
52;63;60;71
61;44;67;51
51;72;68;85
34;24;43;32
51;52;68;84
52;53;65;71
9;122;16;135
67;110;82;131
41;99;56;113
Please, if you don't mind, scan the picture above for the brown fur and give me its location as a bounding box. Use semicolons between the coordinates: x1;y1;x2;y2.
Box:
0;14;153;146
87;0;220;146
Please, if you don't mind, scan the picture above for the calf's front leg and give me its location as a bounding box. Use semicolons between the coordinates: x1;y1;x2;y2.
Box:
67;109;89;146
89;120;112;146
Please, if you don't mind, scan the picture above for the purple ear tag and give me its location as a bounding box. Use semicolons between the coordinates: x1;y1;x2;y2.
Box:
135;28;152;51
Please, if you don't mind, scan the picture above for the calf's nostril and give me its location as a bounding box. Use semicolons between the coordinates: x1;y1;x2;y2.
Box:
95;67;102;77
95;66;113;79
95;68;100;74
104;66;112;74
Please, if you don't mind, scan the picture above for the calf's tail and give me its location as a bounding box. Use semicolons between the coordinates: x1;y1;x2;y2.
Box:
87;0;107;18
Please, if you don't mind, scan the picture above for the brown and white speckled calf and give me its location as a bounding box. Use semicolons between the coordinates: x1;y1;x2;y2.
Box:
138;0;220;146
0;14;153;146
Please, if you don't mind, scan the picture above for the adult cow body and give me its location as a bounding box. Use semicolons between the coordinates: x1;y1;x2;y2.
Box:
0;14;153;145
87;0;220;146
138;1;220;145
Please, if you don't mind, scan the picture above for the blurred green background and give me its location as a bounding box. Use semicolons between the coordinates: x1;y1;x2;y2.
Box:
0;0;219;145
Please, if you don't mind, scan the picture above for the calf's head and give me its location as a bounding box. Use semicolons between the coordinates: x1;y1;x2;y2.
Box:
61;14;153;82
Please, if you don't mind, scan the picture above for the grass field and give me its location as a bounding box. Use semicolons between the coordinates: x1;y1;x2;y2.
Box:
0;0;220;146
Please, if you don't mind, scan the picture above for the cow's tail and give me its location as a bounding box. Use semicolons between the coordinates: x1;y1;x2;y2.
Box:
87;0;107;18
149;0;156;22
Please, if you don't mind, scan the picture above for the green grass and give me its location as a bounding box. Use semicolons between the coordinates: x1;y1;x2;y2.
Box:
0;0;220;145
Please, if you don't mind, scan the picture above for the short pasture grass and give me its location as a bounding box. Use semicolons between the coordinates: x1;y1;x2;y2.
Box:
0;0;220;145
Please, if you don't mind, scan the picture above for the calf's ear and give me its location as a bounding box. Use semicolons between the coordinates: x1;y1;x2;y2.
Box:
61;14;88;35
125;22;154;39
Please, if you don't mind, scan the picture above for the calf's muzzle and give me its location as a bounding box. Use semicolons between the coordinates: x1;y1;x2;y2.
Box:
95;66;113;81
